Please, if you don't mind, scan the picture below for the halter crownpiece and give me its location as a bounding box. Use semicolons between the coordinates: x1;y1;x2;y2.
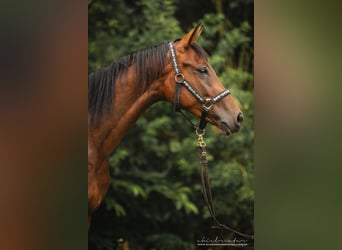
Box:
168;42;230;130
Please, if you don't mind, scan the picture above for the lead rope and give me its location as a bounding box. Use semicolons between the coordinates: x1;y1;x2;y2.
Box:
197;129;254;240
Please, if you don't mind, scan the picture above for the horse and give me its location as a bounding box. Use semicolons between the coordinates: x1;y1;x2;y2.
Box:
88;24;243;228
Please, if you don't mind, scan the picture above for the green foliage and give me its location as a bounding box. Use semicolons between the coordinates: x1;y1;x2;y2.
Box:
89;0;254;249
145;233;193;250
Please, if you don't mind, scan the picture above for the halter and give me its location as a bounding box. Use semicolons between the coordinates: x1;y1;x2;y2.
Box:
168;42;230;132
168;42;254;242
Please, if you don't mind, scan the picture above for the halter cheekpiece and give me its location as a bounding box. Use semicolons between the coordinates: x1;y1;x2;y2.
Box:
168;42;230;132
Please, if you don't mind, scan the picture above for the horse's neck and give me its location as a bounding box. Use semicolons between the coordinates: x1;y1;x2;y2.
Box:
100;77;164;156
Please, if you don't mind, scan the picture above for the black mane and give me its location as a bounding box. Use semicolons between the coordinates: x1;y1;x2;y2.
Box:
88;42;169;127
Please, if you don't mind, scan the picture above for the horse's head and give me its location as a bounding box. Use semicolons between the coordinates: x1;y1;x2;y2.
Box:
164;24;243;135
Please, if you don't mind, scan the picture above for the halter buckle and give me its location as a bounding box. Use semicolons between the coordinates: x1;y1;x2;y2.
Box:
202;99;213;111
175;73;185;83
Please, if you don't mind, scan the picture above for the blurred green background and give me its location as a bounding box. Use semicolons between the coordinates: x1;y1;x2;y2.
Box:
255;1;342;250
88;0;254;249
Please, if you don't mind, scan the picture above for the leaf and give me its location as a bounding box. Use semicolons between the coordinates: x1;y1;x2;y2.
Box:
169;139;181;152
105;199;126;217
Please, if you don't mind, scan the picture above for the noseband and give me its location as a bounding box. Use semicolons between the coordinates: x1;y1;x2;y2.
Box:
168;42;230;132
168;42;254;242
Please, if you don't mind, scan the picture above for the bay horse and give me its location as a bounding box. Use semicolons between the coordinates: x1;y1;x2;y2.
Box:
88;24;243;227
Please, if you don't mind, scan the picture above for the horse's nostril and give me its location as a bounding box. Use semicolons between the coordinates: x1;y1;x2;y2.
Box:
237;112;244;124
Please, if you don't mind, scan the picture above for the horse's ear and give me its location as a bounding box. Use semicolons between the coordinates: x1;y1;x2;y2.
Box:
178;24;203;51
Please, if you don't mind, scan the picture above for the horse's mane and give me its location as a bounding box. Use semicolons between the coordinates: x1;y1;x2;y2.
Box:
88;42;169;127
88;41;208;127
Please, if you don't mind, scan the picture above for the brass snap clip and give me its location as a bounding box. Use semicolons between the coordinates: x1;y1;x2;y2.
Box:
196;128;206;147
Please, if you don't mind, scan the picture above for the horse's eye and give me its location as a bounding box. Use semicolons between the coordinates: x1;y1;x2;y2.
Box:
197;68;208;74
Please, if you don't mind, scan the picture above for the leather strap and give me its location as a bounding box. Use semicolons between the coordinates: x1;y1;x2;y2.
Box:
174;82;182;112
